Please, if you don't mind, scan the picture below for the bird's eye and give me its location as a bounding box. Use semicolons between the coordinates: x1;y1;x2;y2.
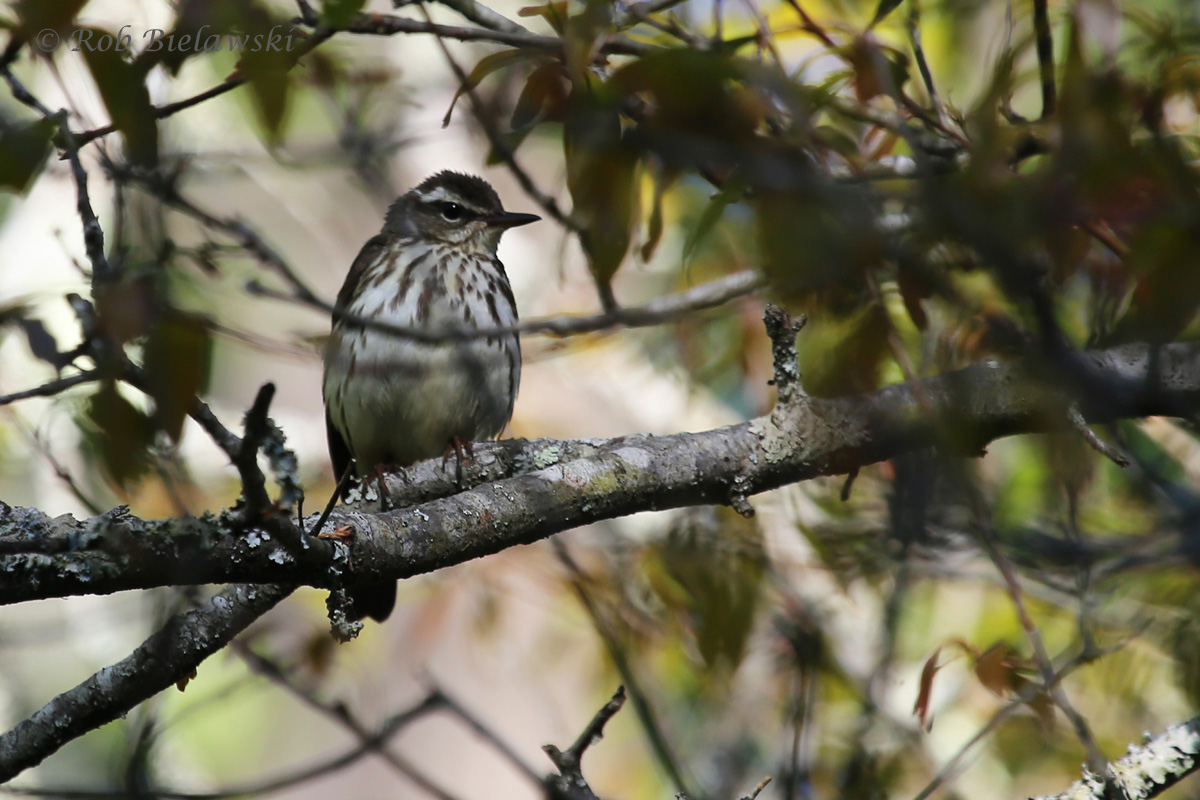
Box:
440;202;465;221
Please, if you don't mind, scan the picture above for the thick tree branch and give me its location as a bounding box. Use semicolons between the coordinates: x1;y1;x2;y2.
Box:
1;341;1197;605
1035;716;1200;800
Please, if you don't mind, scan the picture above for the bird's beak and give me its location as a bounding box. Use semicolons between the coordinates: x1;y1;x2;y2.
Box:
484;212;541;229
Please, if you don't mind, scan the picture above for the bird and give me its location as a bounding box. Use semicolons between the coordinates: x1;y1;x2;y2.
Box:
322;171;539;622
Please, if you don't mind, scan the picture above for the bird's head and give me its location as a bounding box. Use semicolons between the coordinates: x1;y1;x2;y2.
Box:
384;171;540;251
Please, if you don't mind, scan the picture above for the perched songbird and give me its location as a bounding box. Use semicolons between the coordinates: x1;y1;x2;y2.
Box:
322;171;539;621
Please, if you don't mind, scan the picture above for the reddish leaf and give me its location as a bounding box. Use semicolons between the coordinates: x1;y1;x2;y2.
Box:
913;647;943;731
843;35;909;103
95;277;156;344
175;668;198;692
973;643;1017;696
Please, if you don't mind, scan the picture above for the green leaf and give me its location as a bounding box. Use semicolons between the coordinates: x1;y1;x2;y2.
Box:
869;0;906;28
648;507;766;676
83;382;154;488
610;50;762;144
143;312;213;442
517;2;568;35
239;44;293;143
683;179;745;265
511;61;569;129
564;0;614;80
565;96;638;302
14;0;89;35
81;36;158;166
321;0;367;26
797;304;889;397
443;49;549;127
1112;220;1200;343
641;166;680;263
0;118;54;193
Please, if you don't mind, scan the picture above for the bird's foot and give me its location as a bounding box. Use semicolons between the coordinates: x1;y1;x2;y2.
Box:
317;524;355;541
443;436;475;489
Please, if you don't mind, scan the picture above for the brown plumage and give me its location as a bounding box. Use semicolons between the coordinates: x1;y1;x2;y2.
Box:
322;172;538;621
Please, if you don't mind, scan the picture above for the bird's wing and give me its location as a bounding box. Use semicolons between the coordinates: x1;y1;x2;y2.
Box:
334;233;390;312
326;408;355;495
326;233;391;494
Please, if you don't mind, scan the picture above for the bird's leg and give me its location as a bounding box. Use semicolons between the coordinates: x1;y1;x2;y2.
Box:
443;436;474;489
372;464;394;511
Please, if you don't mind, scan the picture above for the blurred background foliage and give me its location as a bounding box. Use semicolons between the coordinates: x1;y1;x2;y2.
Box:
1;0;1200;798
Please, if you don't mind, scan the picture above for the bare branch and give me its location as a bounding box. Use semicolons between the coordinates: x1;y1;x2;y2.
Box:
343;9;657;55
543;686;627;800
423;0;532;34
1032;0;1056;118
248;269;765;342
0;370;99;407
0;583;294;782
1067;405;1129;467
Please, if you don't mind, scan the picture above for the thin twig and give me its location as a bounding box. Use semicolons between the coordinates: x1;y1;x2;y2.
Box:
434;685;545;784
1032;0;1056;118
0;371;99;407
544;686;627;769
428;0;531;34
907;0;944;124
250;268;764;341
345;10;656;55
1067;405;1129;467
543;686;627;800
235;383;279;517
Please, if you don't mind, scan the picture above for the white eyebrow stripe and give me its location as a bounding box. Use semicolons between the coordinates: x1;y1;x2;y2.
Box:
415;186;453;203
414;187;487;215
